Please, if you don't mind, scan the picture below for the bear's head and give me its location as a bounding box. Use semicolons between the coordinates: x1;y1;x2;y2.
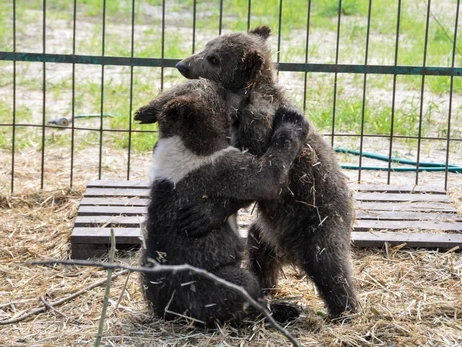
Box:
176;26;274;92
135;79;234;155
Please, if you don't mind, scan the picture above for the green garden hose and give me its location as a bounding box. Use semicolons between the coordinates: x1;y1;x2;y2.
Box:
336;147;462;173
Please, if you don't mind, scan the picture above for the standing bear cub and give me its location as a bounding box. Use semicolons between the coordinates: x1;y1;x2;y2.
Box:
175;26;359;318
135;79;308;327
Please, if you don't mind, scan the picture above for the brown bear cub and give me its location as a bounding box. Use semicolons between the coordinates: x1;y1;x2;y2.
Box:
175;27;359;318
134;79;308;327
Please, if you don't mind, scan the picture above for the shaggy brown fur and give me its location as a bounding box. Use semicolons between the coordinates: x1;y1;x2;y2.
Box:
135;79;308;327
175;27;358;318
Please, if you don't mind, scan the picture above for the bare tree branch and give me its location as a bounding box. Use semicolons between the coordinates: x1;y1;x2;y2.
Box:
30;259;300;347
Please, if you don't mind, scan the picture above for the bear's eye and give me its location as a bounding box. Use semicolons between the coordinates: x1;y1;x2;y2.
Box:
207;55;220;66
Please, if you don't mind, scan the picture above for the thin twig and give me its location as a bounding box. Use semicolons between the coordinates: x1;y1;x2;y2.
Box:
39;296;83;325
30;259;300;347
0;269;128;325
115;271;132;310
95;229;116;347
39;296;68;319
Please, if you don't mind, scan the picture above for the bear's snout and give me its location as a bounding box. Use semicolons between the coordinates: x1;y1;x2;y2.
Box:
176;61;191;78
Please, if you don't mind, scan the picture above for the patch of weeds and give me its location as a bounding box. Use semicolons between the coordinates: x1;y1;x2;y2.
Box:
426;76;462;95
0;102;34;125
308;93;440;139
0;100;43;150
118;126;158;152
165;32;195;59
0;2;13;51
317;0;364;18
76;21;104;56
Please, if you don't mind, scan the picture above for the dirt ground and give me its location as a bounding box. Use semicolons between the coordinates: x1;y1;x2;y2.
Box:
0;152;461;346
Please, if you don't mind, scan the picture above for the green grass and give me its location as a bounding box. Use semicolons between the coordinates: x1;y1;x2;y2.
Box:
0;0;461;154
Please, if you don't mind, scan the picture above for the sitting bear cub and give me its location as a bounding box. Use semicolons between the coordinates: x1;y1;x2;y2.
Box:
135;79;308;327
175;27;359;318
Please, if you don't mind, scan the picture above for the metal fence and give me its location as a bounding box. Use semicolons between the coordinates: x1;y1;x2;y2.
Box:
0;0;461;193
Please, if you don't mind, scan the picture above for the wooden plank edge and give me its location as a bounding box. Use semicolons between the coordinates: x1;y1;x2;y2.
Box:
77;205;147;216
71;227;248;243
71;227;142;244
80;197;149;207
354;220;462;231
355;201;457;213
85;181;447;194
83;187;150;198
87;180;150;188
354;192;450;202
349;184;446;194
352;231;462;249
355;211;462;222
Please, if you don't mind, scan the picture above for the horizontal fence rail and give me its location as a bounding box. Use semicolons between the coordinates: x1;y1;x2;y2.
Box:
1;52;462;76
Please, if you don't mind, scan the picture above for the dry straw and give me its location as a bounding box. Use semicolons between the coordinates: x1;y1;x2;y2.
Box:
0;163;461;345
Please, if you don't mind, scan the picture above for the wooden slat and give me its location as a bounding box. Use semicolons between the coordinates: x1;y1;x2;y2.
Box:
78;198;457;213
78;205;147;216
352;231;462;249
349;184;446;194
75;215;145;227
355;201;457;213
71;243;109;259
87;181;448;195
355;211;462;221
84;187;150;198
355;192;450;202
354;220;462;232
80;197;149;206
87;180;150;188
71;227;142;244
75;217;462;232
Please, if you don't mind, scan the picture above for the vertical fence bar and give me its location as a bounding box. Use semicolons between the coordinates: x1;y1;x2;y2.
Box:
247;0;251;31
160;0;165;90
98;0;107;180
11;0;17;193
302;0;312;112
331;0;342;148
415;0;432;185
192;0;196;53
127;0;136;181
445;0;460;190
387;0;402;185
41;0;47;189
276;0;283;65
219;0;223;34
70;0;77;188
357;0;373;183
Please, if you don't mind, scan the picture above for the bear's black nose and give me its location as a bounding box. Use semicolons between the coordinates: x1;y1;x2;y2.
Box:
176;62;189;77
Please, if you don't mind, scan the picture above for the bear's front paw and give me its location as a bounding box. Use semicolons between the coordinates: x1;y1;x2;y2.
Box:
273;105;309;137
178;200;225;238
134;105;158;124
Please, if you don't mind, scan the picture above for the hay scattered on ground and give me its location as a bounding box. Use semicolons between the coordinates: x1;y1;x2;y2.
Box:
1;185;461;346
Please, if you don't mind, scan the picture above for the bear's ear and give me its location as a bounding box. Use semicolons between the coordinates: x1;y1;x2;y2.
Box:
163;95;199;124
249;26;271;40
241;49;264;81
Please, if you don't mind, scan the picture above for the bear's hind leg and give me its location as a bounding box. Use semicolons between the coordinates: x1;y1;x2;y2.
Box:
297;228;358;318
247;223;282;293
194;266;263;327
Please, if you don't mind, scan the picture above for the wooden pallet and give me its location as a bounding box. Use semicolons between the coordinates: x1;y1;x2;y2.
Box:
71;180;462;259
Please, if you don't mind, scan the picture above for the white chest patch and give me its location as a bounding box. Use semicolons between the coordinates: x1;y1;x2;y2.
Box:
150;136;239;184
